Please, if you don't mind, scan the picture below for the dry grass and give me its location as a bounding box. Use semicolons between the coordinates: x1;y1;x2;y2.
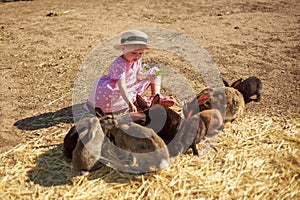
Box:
0;113;299;200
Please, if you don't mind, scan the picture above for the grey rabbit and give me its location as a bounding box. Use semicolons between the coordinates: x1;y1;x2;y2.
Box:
62;101;105;160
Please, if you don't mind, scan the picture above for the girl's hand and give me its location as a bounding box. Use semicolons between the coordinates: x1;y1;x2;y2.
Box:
146;74;156;81
128;102;137;112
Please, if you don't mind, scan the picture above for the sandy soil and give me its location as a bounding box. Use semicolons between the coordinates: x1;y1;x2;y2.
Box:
0;0;299;153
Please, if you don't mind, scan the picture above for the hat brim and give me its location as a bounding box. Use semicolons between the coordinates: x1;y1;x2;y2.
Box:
113;42;152;51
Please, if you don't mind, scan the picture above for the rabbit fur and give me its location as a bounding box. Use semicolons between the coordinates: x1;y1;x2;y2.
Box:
135;94;183;157
230;76;262;103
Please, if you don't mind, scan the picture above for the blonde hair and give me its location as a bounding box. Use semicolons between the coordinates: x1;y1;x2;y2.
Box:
121;44;149;54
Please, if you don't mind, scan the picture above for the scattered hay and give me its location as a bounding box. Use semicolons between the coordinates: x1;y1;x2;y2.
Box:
0;114;299;199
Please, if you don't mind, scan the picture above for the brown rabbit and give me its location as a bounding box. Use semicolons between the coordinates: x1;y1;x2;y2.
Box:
184;87;245;123
99;112;170;173
71;117;105;175
182;88;213;117
135;94;183;157
222;87;245;122
177;106;224;155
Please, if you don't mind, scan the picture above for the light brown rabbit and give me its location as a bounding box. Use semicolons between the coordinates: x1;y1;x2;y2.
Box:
199;109;224;137
184;87;245;123
221;87;245;122
72;117;105;175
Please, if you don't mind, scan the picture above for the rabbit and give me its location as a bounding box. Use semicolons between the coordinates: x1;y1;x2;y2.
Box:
63;117;109;162
71;117;105;175
62;101;105;160
198;109;224;137
63;125;79;160
99;112;170;173
184;87;245;123
182;88;213;117
177;106;224;155
230;76;262;103
220;87;245;122
63;102;147;161
71;110;151;174
135;94;183;157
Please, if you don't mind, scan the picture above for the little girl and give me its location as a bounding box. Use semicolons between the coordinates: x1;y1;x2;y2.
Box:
85;29;174;114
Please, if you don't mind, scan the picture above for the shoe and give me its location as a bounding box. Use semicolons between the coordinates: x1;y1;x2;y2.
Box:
150;94;175;107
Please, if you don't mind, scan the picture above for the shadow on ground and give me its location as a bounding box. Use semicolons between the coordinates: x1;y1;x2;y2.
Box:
27;144;77;186
26;143;139;187
14;103;88;131
0;0;32;2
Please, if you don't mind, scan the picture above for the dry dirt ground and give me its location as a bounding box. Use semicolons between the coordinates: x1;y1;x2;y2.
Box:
0;0;299;155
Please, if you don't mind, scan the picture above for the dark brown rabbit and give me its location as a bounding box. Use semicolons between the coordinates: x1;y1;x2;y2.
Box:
135;94;183;157
230;76;262;103
182;88;213;117
63;125;79;160
222;78;230;87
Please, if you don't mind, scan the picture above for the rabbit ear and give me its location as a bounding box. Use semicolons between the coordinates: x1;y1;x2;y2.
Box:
136;94;148;110
95;107;106;117
182;102;189;118
86;101;106;117
86;101;96;113
186;110;194;118
150;94;160;107
231;78;243;88
222;78;230;87
182;101;195;118
129;112;146;123
197;93;210;103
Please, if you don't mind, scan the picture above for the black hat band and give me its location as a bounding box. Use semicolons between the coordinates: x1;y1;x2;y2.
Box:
121;36;147;44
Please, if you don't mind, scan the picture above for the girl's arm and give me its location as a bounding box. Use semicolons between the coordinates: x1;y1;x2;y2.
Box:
117;79;137;112
136;70;155;81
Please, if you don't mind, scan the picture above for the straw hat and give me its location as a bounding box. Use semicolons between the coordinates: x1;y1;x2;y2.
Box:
113;29;151;50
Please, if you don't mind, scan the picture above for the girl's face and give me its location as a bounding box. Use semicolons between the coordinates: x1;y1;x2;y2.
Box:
122;49;145;63
121;44;146;63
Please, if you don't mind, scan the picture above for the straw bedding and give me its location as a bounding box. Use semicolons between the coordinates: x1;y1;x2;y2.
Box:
1;113;299;199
